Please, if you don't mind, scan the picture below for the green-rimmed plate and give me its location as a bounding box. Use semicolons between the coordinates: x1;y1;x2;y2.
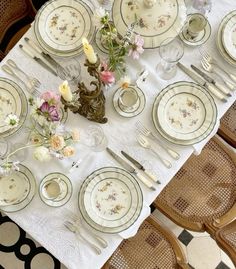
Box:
78;167;143;234
217;10;236;67
112;0;186;48
0;164;36;212
0;77;28;138
152;81;217;146
34;0;95;57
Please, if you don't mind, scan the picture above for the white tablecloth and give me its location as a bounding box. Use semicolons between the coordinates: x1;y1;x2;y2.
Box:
1;1;236;268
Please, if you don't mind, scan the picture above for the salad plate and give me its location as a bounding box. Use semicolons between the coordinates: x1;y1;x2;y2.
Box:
112;0;186;48
0;164;36;212
152;81;217;146
78;167;143;233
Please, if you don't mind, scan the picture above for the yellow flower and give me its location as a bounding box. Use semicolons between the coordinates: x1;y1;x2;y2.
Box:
59;80;73;102
119;76;131;89
71;129;80;142
62;146;75;157
50;135;65;151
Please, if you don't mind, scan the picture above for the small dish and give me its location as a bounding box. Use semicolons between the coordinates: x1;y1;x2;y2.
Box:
113;85;146;118
179;17;211;46
39;172;72;207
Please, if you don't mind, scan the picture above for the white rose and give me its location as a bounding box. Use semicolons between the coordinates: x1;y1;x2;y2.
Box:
33;146;51;162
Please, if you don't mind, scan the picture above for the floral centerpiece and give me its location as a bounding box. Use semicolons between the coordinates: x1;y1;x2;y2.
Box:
94;7;144;84
0;89;80;176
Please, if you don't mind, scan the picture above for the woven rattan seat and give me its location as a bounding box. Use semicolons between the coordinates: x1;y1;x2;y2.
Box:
102;216;189;269
218;101;236;148
0;0;35;60
153;136;236;234
216;220;236;267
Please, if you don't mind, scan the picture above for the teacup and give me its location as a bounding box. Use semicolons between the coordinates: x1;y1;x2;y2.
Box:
119;87;139;111
186;13;207;38
41;178;64;200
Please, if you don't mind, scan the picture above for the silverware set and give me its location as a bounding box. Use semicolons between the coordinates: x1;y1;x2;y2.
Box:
64;210;108;255
1;59;41;96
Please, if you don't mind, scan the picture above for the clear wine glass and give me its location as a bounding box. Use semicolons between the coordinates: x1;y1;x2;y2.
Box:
156;37;184;80
0;138;9;160
56;58;81;92
81;125;108;152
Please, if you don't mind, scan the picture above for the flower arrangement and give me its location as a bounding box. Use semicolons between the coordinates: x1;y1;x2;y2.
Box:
94;7;144;81
0;89;80;175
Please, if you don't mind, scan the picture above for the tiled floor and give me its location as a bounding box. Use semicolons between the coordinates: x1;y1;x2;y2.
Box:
1;209;235;269
152;209;235;269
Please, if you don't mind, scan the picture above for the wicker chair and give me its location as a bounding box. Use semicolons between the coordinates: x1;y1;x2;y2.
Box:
0;0;36;61
102;216;189;269
153;136;236;235
218;101;236;148
215;220;236;267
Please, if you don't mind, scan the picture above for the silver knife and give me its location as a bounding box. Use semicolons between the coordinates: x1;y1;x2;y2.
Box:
177;62;227;102
121;151;161;184
19;44;58;76
24;37;64;70
191;65;231;97
106;147;156;190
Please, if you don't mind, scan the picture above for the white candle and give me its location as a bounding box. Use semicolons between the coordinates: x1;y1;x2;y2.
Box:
82;37;97;64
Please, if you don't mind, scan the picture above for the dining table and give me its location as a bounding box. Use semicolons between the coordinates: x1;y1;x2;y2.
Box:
0;0;236;268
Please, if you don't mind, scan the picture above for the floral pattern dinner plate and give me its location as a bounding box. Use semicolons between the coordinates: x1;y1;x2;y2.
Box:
112;0;186;48
222;13;236;61
157;84;215;141
34;0;94;57
78;167;143;233
0;77;28;138
152;81;217;146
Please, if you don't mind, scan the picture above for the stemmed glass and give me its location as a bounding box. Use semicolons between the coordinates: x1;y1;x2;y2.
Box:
156;37;184;80
56;58;81;92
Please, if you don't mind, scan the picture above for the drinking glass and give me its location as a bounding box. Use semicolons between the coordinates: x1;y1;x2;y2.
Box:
56;58;81;92
186;0;212;16
185;13;207;38
119;87;139;111
81;125;108;152
156;37;184;80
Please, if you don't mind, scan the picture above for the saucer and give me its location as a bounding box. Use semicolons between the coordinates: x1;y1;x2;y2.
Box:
179;17;211;46
113;85;146;118
39;173;72;207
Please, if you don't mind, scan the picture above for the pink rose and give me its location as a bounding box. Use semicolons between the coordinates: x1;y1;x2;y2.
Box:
100;70;115;85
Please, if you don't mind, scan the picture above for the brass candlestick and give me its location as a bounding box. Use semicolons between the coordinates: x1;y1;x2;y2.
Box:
61;57;108;124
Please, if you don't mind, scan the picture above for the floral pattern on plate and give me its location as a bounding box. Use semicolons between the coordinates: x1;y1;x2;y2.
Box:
46;7;83;46
91;179;130;220
112;0;186;48
165;93;205;133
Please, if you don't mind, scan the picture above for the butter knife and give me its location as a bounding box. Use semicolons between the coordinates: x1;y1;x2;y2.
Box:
177;62;227;102
19;44;57;76
106;147;156;190
24;37;63;70
191;65;231;97
121;151;160;184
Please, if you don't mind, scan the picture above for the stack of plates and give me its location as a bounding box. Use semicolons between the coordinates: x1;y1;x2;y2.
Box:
217;10;236;67
0;164;36;212
0;77;28;138
152;81;217;146
34;0;95;57
112;0;186;48
78;167;143;233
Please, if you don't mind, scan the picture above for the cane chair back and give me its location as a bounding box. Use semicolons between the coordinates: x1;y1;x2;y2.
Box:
215;220;236;267
218;101;236;148
102;216;189;269
0;0;35;60
153;136;236;233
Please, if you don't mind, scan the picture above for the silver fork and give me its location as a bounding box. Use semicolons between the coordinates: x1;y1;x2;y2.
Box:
65;209;107;248
2;65;40;96
135;121;180;160
200;50;236;85
64;221;101;254
137;134;172;169
7;59;41;88
201;59;232;96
